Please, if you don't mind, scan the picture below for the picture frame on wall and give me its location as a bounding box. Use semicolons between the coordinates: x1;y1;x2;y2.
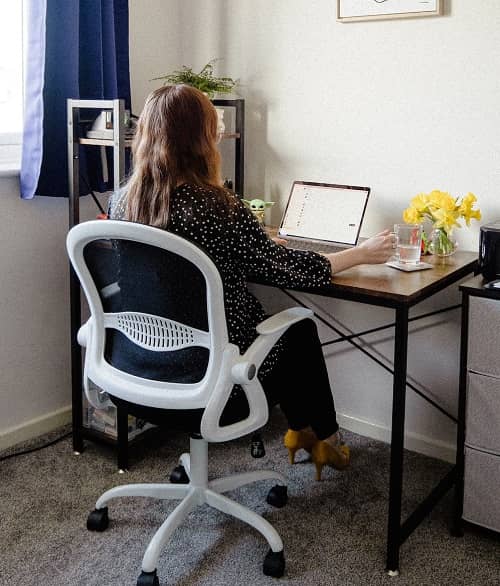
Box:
337;0;442;22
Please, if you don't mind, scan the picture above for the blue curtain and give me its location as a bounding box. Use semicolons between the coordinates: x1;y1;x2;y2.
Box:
20;0;47;200
20;0;131;200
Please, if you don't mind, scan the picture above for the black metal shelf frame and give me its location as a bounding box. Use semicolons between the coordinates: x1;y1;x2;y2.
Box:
67;98;245;470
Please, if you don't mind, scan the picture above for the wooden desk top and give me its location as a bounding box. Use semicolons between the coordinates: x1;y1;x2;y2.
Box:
327;251;478;306
261;228;477;307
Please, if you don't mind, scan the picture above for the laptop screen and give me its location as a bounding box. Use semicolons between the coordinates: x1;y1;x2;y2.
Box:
279;181;370;246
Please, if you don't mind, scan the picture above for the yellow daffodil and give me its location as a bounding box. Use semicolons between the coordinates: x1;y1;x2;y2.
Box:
461;208;481;226
410;193;429;213
462;192;477;204
403;206;422;224
459;192;482;226
427;190;457;213
432;208;461;232
403;189;481;243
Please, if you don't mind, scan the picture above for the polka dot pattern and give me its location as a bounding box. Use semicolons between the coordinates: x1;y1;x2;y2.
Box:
110;184;332;377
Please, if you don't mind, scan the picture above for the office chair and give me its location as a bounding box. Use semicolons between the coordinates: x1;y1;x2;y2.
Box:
66;220;313;586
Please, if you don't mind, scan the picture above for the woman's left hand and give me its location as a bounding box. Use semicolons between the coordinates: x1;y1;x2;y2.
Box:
271;236;288;246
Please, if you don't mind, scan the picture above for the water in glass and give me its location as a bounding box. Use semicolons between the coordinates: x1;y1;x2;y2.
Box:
397;244;421;264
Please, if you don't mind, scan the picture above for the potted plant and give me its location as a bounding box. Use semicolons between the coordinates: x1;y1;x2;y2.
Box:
152;59;238;99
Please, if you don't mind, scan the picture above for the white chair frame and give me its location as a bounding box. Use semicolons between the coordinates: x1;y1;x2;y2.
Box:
67;220;312;585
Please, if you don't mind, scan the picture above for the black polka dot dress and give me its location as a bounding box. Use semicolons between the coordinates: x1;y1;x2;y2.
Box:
110;183;332;379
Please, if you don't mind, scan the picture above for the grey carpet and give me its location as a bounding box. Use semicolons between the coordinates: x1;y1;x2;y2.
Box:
1;409;498;586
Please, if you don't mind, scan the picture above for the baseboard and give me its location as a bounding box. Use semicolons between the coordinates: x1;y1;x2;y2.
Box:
0;406;72;451
337;412;456;464
0;406;456;463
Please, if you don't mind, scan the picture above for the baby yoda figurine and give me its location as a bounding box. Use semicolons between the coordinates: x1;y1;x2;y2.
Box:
242;198;275;226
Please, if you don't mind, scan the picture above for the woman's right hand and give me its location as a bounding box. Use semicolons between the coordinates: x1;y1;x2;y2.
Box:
322;229;395;275
356;229;395;264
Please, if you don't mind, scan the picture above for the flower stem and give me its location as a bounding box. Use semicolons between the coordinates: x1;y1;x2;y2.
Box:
434;228;455;255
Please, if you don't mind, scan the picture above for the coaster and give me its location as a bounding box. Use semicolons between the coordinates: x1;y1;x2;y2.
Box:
386;261;433;272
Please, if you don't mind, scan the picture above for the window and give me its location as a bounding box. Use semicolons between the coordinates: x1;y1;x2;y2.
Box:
0;2;23;172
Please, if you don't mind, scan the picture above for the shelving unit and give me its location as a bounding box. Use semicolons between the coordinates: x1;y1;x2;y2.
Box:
67;98;131;471
67;97;245;470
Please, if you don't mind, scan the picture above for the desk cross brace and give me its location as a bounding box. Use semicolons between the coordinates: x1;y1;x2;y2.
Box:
280;289;458;423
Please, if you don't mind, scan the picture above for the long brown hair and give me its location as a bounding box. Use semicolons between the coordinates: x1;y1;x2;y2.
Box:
125;84;228;228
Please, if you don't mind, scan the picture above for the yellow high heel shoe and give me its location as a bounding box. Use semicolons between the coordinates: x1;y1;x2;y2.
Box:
311;439;350;481
283;429;318;464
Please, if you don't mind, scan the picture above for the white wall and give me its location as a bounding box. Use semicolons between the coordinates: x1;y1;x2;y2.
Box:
128;0;182;116
145;0;500;460
1;0;499;459
171;0;500;249
0;177;102;448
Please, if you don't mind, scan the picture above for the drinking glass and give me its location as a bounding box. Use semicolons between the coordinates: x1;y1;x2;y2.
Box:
393;224;422;265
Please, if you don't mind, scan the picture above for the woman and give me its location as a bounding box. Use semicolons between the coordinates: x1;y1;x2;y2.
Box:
110;84;394;480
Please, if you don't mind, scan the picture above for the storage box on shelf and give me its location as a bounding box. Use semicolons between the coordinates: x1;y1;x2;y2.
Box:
83;392;153;441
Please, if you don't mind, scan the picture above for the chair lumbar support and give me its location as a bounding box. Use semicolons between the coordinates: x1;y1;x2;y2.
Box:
87;436;287;584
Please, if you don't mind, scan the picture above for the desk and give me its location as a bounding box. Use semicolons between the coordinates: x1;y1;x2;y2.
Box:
256;250;477;574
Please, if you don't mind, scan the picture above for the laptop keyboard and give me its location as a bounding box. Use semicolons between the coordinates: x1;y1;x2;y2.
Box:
287;239;347;254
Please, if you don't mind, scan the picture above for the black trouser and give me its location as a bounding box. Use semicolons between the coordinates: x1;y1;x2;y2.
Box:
259;318;339;440
114;319;339;440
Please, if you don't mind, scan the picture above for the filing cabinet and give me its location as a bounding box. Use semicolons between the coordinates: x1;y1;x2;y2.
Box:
456;276;500;534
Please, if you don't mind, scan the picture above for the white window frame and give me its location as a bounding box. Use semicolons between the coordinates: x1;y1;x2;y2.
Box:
0;2;24;175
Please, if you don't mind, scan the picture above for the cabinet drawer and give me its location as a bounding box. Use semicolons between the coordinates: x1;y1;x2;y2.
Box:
468;297;500;376
463;447;500;532
466;372;500;454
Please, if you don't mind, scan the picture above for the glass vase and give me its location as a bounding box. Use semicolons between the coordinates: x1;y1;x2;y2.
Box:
429;227;458;257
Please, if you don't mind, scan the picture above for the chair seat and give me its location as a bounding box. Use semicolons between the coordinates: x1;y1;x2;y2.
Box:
111;386;251;434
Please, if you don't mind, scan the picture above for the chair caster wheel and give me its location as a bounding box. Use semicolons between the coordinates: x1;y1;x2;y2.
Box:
87;507;109;532
137;569;160;586
169;464;189;484
266;484;288;508
263;549;285;577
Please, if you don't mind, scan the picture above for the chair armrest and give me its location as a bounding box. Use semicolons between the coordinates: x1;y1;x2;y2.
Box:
243;307;313;370
200;307;313;443
256;307;313;336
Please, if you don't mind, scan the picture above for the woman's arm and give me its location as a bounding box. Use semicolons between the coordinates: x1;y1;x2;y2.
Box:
226;199;332;287
224;198;394;284
321;230;394;275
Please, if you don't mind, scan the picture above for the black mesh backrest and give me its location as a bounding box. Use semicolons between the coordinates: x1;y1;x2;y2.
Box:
83;238;210;383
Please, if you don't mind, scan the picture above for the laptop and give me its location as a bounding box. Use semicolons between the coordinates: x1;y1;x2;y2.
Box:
278;181;370;254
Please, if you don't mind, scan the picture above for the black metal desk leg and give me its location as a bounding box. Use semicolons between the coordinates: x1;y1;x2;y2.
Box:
386;305;409;575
